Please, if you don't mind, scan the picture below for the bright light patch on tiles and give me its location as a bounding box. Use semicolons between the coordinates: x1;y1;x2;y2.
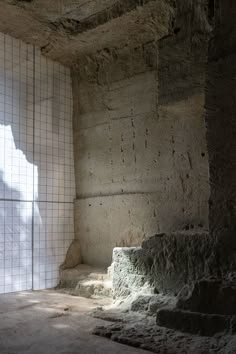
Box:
0;124;36;201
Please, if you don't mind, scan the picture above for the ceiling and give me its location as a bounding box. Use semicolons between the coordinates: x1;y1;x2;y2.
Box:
15;0;119;22
0;0;172;66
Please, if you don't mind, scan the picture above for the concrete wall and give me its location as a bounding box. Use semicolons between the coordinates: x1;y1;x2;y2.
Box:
73;36;210;266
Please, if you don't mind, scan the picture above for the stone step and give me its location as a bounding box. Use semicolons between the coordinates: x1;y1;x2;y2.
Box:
177;279;236;315
58;264;112;298
112;247;156;298
156;308;236;336
111;231;211;299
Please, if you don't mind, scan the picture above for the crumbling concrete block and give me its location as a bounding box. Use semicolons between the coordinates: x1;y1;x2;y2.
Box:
112;231;216;298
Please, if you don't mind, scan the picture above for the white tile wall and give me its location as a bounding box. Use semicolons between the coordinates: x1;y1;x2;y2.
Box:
0;34;75;294
0;34;35;202
0;201;32;294
34;48;75;204
33;202;74;290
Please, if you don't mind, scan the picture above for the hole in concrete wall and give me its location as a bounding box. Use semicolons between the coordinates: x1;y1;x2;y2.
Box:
208;0;215;24
174;27;181;35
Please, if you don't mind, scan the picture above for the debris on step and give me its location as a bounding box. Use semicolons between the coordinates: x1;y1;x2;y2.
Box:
58;264;112;298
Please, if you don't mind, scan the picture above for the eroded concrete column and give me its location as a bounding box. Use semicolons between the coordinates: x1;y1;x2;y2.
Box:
206;0;236;238
158;0;211;230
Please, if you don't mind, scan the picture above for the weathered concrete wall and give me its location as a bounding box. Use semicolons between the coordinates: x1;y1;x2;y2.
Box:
75;190;208;267
73;20;210;266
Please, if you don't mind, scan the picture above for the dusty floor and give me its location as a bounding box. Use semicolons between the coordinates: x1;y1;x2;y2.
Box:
0;290;150;354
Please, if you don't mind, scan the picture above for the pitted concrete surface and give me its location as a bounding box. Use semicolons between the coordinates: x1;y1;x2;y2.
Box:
72;0;210;266
0;290;150;354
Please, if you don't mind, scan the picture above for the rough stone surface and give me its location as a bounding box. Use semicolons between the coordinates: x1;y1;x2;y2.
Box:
112;231;236;300
111;247;146;299
59;264;112;298
177;280;236;316
112;247;154;298
157;309;236;336
130;294;176;315
91;280;236;352
155;280;236;336
93;308;236;353
112;231;218;297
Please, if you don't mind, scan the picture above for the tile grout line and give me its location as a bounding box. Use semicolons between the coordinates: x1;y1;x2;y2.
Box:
0;198;74;204
31;45;35;291
3;34;6;293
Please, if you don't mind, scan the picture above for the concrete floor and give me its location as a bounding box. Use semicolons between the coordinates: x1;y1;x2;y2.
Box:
0;290;150;354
